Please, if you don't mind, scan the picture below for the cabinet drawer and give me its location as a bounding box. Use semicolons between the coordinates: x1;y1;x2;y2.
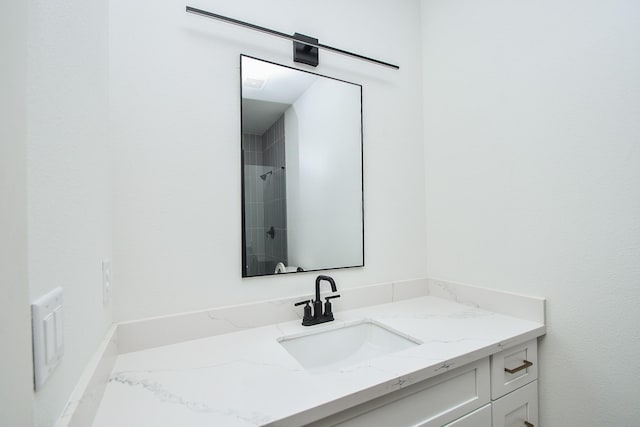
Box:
491;339;538;399
443;404;491;427
492;380;538;427
311;358;490;427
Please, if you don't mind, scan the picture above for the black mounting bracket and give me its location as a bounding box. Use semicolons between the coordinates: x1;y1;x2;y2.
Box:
293;33;319;67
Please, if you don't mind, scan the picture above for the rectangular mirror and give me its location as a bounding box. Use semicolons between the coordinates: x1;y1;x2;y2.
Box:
241;55;364;277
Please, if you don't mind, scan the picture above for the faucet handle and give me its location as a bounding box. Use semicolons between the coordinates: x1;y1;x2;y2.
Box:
294;300;314;325
323;294;341;319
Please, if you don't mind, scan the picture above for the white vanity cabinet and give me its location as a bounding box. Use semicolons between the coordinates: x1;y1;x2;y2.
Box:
491;339;538;398
311;340;539;427
309;359;491;427
491;339;539;427
492;381;538;427
443;404;492;426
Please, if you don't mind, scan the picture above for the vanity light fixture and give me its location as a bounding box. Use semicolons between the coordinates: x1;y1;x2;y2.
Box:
185;6;399;70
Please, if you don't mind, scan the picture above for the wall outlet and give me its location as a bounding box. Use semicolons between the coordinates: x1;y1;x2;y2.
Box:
102;260;111;305
32;287;64;391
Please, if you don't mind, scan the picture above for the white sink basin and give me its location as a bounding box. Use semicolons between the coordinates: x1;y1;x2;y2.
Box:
278;320;421;373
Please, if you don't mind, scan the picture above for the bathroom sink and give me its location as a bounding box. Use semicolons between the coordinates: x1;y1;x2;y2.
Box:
278;320;421;373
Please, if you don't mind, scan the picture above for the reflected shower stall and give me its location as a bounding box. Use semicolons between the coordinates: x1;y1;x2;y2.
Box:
242;115;288;276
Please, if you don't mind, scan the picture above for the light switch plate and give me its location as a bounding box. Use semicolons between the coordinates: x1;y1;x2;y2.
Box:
32;287;64;391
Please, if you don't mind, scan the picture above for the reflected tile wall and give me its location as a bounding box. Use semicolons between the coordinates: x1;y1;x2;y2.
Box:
262;116;287;269
242;115;287;276
242;133;266;275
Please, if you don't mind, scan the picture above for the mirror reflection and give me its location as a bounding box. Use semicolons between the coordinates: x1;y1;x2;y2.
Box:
241;55;364;277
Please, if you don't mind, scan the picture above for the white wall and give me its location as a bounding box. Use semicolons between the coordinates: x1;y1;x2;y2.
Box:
421;0;640;425
111;0;427;321
0;0;33;425
26;0;112;425
285;78;363;270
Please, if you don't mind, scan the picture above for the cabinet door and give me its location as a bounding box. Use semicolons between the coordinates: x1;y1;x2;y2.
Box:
492;380;538;427
310;358;490;427
491;339;538;399
443;404;491;427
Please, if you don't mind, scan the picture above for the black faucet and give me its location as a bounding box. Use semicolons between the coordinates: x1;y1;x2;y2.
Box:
294;275;341;326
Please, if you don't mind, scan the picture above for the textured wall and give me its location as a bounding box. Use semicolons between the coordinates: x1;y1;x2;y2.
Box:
0;0;32;425
420;0;640;424
26;0;112;424
110;0;427;321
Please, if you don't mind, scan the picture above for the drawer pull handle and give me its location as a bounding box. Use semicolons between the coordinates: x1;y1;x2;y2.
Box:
504;360;533;374
524;422;534;427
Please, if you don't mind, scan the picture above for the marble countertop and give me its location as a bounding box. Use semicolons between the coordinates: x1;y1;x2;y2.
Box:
92;296;545;427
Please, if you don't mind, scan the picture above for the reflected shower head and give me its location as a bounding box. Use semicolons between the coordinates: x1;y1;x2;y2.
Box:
259;170;273;181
